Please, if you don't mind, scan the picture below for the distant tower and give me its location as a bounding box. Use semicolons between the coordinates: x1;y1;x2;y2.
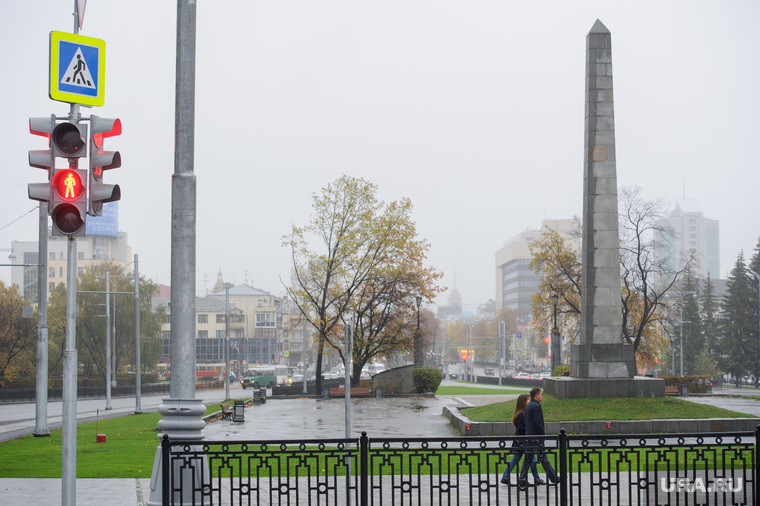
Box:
212;268;226;293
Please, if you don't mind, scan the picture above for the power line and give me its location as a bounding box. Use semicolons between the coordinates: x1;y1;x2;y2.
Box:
0;206;39;232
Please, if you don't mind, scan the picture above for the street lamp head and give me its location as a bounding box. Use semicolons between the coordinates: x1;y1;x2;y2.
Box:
415;295;422;308
8;252;16;261
552;294;559;308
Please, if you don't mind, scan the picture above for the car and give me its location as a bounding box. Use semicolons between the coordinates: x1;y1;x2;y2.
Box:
291;374;304;383
515;372;531;380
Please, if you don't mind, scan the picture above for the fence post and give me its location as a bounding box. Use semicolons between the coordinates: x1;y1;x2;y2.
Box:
360;431;369;506
559;428;568;506
755;425;760;505
161;434;170;506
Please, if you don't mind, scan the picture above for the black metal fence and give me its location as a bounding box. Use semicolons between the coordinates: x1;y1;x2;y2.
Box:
159;427;758;505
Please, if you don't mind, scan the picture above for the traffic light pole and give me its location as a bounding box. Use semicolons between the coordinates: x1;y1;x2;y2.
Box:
61;236;78;506
33;202;50;437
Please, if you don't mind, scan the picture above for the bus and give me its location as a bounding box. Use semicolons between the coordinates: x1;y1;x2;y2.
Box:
155;363;226;381
241;365;290;388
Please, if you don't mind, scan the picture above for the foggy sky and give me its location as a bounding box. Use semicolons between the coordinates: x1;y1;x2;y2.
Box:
2;1;759;310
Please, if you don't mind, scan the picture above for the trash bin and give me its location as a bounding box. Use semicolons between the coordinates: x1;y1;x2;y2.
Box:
260;387;267;404
323;387;330;399
233;400;245;422
375;386;382;398
680;384;688;396
253;388;261;404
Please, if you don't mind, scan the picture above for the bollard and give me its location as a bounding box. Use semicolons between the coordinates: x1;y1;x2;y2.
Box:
260;387;267;404
253;388;261;405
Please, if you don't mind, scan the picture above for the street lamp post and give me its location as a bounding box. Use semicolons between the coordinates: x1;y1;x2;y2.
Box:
414;295;422;367
551;294;560;376
224;282;230;401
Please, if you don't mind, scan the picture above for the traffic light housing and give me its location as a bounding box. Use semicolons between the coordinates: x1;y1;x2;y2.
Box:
28;116;56;205
50;168;87;236
88;115;121;216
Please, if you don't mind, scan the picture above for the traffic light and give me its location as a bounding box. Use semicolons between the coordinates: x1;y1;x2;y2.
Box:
88;115;122;216
51;168;87;236
28;116;88;236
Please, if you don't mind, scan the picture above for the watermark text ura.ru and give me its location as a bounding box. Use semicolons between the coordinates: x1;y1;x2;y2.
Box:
660;478;743;493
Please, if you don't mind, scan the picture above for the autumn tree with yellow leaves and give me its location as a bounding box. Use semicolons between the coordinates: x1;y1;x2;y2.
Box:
530;187;689;370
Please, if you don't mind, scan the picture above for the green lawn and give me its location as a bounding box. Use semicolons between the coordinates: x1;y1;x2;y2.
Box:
462;395;756;422
0;402;230;478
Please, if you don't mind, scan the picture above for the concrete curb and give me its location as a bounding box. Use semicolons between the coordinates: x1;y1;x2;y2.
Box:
442;406;760;436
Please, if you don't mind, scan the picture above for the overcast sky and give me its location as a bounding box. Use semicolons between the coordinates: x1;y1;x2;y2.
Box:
2;1;759;310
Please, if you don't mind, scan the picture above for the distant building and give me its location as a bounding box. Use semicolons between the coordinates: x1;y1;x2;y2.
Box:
655;199;720;280
494;219;577;324
437;276;463;319
10;228;131;302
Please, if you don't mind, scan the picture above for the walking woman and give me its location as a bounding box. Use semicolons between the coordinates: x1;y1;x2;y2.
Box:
501;394;540;484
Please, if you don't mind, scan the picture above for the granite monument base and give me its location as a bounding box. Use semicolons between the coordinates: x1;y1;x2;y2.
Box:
543;376;665;399
570;343;638;378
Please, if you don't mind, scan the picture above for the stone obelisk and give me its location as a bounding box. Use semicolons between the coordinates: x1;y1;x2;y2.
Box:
544;20;662;398
572;19;636;380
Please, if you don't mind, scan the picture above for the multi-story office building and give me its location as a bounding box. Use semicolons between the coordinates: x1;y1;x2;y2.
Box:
655;198;720;280
494;219;577;324
10;211;131;302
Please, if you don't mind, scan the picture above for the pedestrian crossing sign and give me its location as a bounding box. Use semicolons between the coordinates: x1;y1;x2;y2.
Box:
49;31;106;107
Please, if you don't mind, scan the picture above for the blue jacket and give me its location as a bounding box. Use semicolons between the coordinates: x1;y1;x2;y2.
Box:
524;398;545;436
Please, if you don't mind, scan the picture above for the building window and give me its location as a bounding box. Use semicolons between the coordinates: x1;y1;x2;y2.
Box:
216;330;226;339
256;312;276;328
59;267;64;278
49;267;55;278
234;329;244;338
198;330;208;339
77;252;84;260
49;282;54;292
165;314;171;324
216;314;225;324
49;252;55;260
231;314;244;323
198;314;208;324
162;331;171;340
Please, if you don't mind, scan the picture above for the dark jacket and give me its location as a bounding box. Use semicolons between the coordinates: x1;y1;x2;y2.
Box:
511;412;526;447
524;398;545;436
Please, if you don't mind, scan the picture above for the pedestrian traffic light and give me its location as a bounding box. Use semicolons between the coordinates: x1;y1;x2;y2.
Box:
50;168;87;236
88;115;121;216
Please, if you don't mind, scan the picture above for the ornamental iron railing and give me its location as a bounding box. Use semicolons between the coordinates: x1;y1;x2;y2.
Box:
159;427;758;505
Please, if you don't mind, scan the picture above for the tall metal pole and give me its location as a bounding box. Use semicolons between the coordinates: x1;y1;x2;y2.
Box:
679;298;684;377
61;237;78;506
134;254;142;414
344;323;352;506
105;270;112;409
148;3;201;503
33;203;49;436
224;282;230;401
170;0;197;400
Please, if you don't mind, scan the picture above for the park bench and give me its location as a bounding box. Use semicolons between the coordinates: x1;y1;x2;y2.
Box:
220;403;234;420
664;385;679;396
329;387;371;397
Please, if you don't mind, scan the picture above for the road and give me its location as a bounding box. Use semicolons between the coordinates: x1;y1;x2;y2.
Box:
0;385;239;443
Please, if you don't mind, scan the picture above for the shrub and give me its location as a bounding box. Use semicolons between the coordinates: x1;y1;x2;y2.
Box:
553;364;570;377
412;367;443;393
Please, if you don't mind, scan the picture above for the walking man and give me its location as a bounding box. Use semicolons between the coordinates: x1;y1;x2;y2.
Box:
519;387;557;485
